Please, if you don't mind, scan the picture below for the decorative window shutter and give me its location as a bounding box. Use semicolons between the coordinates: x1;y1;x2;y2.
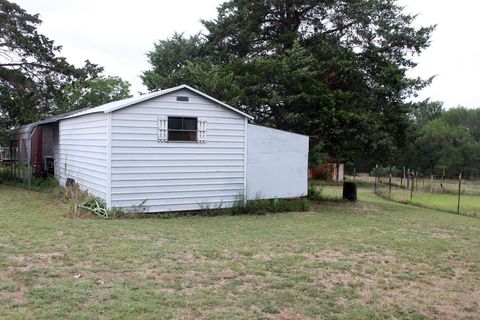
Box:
157;116;168;142
198;119;207;143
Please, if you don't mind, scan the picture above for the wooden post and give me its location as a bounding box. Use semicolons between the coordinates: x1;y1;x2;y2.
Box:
407;169;410;189
389;174;392;197
457;173;462;214
374;165;378;193
415;169;419;190
410;173;414;202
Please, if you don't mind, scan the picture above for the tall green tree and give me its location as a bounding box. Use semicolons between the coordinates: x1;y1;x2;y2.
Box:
412;118;480;176
396;107;480;176
143;0;434;161
56;76;132;113
0;0;102;143
411;99;444;127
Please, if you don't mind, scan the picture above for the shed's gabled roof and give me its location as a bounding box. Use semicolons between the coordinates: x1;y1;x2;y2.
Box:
66;84;254;120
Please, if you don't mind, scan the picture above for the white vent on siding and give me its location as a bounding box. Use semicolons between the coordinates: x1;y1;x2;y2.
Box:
158;116;168;142
198;118;207;143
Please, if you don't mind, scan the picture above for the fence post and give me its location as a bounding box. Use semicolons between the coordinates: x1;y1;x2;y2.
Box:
374;165;378;193
430;174;433;193
407;168;410;189
410;173;414;202
415;170;419;190
457;173;462;214
389;174;392;197
353;167;356;180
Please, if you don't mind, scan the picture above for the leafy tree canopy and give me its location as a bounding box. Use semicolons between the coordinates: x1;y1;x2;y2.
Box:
410;99;444;127
142;0;434;161
0;0;103;143
395;107;480;176
56;76;132;113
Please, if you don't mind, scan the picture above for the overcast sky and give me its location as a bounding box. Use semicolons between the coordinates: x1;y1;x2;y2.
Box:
14;0;480;108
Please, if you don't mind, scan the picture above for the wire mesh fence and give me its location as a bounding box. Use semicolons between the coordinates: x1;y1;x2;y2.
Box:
372;166;480;218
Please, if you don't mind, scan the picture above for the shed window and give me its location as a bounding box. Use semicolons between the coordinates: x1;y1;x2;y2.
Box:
176;96;189;102
168;117;197;141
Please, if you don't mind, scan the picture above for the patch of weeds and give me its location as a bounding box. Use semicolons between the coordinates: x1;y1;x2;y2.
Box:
0;167;58;192
333;260;352;271
439;266;455;277
0;280;18;292
62;183;147;219
308;183;343;201
333;285;360;300
63;186;308;219
197;197;310;217
29;177;59;192
308;183;324;200
262;305;281;314
397;273;420;281
62;184;96;219
270;278;297;289
0;167;17;182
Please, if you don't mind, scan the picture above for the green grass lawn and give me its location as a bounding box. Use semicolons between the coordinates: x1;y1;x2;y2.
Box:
1;184;479;319
375;184;480;218
378;176;480;195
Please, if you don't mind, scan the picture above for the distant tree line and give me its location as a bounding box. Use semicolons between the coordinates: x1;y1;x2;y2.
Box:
404;102;480;177
354;101;480;177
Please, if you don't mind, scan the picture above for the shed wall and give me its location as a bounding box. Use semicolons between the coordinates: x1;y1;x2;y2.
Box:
246;124;308;200
57;113;108;200
110;89;246;212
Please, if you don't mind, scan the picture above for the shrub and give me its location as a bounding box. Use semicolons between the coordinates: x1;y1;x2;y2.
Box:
0;167;16;182
62;183;148;219
308;184;324;200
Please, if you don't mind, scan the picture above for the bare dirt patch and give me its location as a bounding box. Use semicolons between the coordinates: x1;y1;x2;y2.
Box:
273;307;306;320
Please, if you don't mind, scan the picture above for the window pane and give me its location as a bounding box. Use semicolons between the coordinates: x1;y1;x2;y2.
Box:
168;130;197;141
183;117;197;130
168;117;182;129
176;96;189;102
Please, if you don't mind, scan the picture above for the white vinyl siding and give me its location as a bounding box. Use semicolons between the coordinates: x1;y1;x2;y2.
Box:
110;89;246;212
58;113;108;200
246;124;309;200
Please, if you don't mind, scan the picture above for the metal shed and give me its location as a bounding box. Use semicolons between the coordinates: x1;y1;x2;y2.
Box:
10;85;309;212
9;109;87;188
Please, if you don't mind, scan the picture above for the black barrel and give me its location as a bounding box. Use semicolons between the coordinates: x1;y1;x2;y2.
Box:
342;182;357;201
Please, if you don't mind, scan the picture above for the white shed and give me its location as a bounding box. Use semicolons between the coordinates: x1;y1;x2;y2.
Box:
12;85;309;212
